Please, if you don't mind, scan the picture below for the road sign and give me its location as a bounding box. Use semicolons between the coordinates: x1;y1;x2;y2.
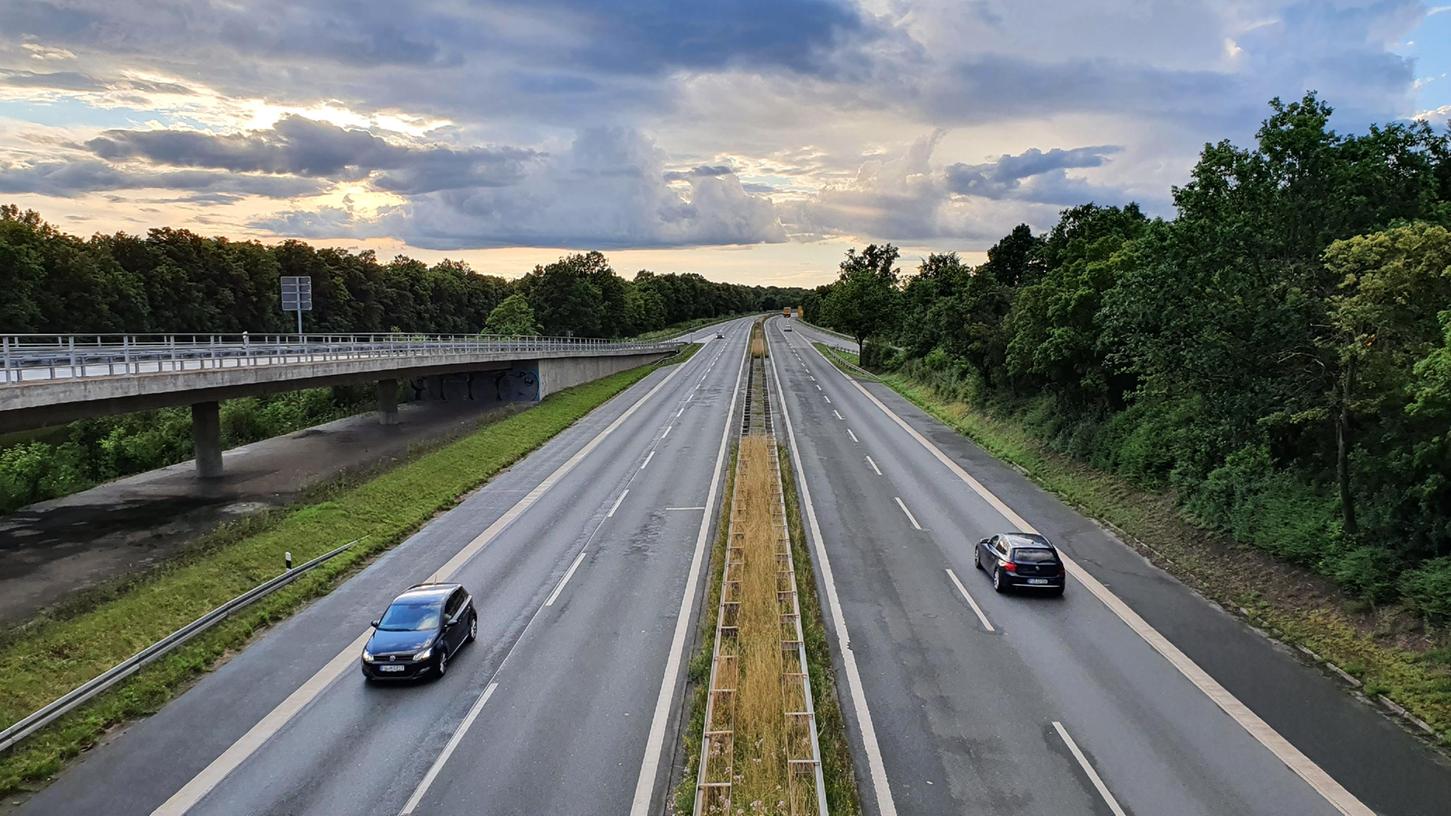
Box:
281;276;312;334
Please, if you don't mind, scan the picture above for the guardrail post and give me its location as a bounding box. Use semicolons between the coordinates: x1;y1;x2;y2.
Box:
122;335;131;375
2;336;11;384
67;336;77;377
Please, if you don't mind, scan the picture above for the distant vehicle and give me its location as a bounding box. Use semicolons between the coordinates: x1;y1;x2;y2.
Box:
784;326;792;331
361;583;476;680
782;306;791;317
716;332;724;339
975;533;1065;595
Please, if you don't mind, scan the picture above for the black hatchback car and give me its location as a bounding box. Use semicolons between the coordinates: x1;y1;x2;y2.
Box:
361;583;476;680
975;533;1066;596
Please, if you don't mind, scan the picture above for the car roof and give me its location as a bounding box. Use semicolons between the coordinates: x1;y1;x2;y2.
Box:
1001;532;1052;549
391;583;460;603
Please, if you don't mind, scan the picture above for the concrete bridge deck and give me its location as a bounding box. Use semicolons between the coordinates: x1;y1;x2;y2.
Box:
1;333;679;475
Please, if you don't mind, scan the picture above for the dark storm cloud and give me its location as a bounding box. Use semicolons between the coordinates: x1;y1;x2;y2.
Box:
86;116;538;192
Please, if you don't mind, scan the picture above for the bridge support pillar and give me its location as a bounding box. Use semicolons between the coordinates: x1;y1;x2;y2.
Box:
191;401;223;479
376;378;400;426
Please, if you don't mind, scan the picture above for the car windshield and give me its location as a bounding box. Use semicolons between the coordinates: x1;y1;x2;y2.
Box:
378;601;442;631
1013;548;1057;563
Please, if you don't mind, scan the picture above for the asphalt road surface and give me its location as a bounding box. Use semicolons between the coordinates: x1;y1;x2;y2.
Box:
16;314;1451;816
772;317;1451;816
15;317;754;816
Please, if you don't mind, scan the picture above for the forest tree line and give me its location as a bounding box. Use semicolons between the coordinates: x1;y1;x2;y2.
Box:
0;208;809;338
806;95;1451;621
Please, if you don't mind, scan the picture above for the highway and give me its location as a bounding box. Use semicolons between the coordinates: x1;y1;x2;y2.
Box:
771;318;1451;815
14;314;1451;816
15;317;753;816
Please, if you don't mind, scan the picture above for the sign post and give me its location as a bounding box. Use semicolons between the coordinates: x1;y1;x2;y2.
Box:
280;276;313;335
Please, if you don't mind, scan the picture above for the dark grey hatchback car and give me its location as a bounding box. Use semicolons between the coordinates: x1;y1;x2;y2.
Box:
975;533;1066;596
361;583;476;680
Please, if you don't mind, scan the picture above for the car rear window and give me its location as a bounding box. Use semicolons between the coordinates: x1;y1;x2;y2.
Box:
378;601;442;631
1012;548;1057;563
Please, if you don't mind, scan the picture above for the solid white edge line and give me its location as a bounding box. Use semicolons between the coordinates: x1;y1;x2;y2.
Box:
865;455;882;476
893;496;922;530
945;568;995;633
846;428;859;443
805;341;1375;816
545;550;589;607
152;345;705;816
628;328;750;815
766;324;898;816
641;450;655;469
398;683;499;815
607;488;629;518
1052;721;1128;816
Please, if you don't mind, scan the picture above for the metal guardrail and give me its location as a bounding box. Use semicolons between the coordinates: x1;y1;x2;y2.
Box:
0;333;681;384
0;539;359;754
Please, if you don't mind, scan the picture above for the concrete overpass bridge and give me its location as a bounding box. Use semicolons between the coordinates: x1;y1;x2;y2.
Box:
0;333;679;477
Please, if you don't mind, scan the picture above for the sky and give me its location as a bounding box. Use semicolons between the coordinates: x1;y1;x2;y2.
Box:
0;1;1448;288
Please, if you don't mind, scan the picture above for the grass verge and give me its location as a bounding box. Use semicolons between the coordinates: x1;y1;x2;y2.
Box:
811;343;875;381
0;344;697;795
877;368;1451;747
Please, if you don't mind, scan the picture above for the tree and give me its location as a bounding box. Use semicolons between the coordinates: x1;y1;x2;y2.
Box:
823;244;901;352
482;293;540;336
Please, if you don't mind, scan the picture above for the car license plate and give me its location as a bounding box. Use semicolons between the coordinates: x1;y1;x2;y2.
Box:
1028;578;1049;585
378;664;405;672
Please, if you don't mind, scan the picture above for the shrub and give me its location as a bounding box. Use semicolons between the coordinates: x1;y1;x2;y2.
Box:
1185;444;1339;566
1402;558;1451;623
1325;546;1403;603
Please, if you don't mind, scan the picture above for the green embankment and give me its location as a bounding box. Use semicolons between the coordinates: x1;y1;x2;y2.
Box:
875;367;1451;746
0;345;697;794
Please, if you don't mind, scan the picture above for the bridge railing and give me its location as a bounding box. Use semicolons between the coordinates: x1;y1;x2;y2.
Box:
0;333;681;384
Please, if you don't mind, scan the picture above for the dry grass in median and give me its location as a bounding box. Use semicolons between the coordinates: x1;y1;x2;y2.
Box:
729;435;817;814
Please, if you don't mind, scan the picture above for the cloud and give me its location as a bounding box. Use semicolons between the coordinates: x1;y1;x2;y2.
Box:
663;164;735;181
0;68;194;95
944;145;1126;203
0;159;326;197
254;127;787;249
86;115;538;193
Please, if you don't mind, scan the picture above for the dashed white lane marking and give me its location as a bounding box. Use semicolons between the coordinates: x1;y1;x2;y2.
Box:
832;409;844;420
766;331;898;816
945;568;995;632
677;407;685;418
686;393;694;402
398;684;498;815
661;425;672;439
808;341;1376;816
640;451;655;470
607;488;629;518
545;550;589;607
865;455;882;476
1053;722;1127;816
816;384;823;391
152;346;704;816
630;321;751;815
824;395;831;403
894;496;923;530
846;428;859;443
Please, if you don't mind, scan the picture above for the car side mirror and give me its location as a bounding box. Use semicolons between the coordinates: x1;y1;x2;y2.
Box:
370;619;380;628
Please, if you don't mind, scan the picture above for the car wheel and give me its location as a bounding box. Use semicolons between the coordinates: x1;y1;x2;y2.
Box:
974;550;984;571
436;647;449;677
993;568;1008;594
466;612;477;643
1050;586;1065;598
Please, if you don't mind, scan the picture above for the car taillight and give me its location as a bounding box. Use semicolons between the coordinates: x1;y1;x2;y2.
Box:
1002;561;1018;573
